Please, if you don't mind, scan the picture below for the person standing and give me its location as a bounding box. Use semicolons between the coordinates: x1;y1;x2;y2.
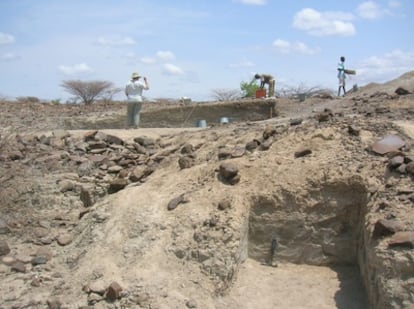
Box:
125;72;149;128
255;73;275;97
337;56;346;97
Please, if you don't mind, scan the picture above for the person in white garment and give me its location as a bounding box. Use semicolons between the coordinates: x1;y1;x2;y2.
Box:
125;72;149;128
337;56;346;97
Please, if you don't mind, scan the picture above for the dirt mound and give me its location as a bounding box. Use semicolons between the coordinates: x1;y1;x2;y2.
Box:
0;73;413;308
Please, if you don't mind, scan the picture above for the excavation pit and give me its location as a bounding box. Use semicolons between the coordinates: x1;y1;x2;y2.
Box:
222;177;370;308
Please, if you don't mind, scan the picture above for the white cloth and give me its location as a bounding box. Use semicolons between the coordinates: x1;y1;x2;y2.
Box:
125;79;147;102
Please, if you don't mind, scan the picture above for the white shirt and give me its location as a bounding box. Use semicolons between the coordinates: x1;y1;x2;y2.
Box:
125;79;148;102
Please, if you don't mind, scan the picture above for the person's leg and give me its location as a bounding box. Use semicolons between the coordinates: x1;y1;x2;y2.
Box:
132;102;142;127
268;80;275;97
126;103;135;127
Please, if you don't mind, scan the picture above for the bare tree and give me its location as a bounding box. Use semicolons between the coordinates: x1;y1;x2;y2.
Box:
60;80;116;105
276;83;334;101
211;88;241;101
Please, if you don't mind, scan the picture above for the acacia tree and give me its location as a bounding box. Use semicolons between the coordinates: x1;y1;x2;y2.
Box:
60;80;116;105
210;88;241;101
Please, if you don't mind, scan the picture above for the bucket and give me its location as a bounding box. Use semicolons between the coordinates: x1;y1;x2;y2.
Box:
255;89;266;98
197;119;207;128
220;117;229;124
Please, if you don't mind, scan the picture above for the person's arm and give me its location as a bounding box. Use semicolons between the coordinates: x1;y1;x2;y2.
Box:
125;85;129;98
143;77;149;90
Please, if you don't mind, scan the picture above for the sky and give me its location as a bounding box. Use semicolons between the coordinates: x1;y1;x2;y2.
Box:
0;0;413;102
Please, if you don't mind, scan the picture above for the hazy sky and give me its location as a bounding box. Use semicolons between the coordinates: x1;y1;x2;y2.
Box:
0;0;413;101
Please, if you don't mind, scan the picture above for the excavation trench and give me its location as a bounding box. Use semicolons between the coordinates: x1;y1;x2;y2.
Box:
222;178;370;308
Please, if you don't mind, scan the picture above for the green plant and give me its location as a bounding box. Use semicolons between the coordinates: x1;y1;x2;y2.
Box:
50;98;61;105
240;79;260;98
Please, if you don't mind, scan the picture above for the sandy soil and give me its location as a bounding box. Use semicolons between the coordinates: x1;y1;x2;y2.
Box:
216;259;367;309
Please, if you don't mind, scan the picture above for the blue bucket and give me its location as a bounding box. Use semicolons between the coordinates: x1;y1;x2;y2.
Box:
197;119;207;128
220;117;229;124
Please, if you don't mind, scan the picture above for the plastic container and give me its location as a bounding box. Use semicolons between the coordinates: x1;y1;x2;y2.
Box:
256;89;266;98
197;119;207;128
220;117;229;124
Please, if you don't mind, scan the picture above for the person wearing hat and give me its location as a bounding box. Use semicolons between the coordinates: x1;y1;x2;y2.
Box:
254;73;275;97
124;72;149;128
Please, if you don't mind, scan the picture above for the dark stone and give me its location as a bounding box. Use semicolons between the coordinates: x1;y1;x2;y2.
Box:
80;186;94;208
181;143;194;154
372;219;405;238
0;239;10;256
289;118;303;126
218;199;231;211
105;134;124;145
395;87;410;95
406;162;414;175
219;162;239;180
179;156;194;169
0;219;10;234
31;256;48;265
105;282;123;302
167;194;187;211
294;148;312;158
388;156;405;169
11;261;26;273
348;125;360;136
108;179;128;194
245;140;260;152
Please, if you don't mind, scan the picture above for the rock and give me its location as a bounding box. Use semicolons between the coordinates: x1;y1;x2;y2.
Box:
167;194;187;211
0;239;10;256
88;280;107;295
395;87;410;95
371;135;405;155
80;186;94;207
231;146;245;158
56;233;73;246
11;261;26;273
31;256;48;266
134;136;156;147
36;247;53;260
105;281;123;302
388;156;405;169
218;199;231;211
129;165;154;182
105;134;124;145
179;156;195;169
59;179;75;192
388;232;414;248
406;162;414;175
348;125;360;136
245;140;260;152
2;255;16;266
108;178;128;194
181;143;194;154
219;162;239;180
263;126;276;140
294;147;312;158
260;139;273;151
186;299;197;308
217;149;232;160
372;219;405;238
317;112;331;122
0;219;10;234
107;165;123;173
47;298;62;309
289;118;303;126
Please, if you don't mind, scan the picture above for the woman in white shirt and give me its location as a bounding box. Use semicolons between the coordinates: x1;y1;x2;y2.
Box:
125;72;149;128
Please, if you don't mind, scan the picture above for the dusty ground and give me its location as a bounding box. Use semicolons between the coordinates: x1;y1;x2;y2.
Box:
0;71;414;309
